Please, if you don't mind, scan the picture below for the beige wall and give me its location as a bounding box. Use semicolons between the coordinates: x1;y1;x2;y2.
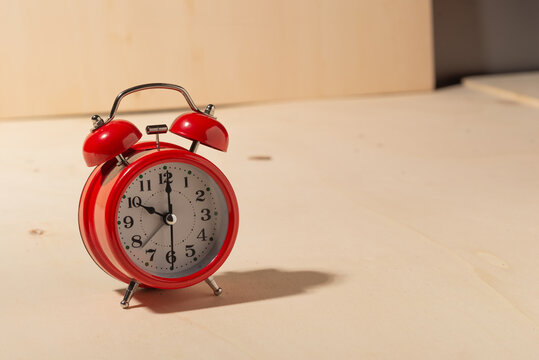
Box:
0;0;433;118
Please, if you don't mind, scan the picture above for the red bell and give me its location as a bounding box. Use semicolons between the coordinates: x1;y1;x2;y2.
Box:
170;111;228;152
83;119;142;167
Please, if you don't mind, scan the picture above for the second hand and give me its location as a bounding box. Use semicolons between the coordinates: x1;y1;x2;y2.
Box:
165;170;175;270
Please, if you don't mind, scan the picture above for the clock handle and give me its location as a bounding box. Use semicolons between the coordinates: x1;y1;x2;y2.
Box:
84;83;228;165
105;83;205;125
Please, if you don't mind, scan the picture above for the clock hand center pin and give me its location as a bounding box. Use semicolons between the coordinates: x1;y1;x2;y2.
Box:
165;213;177;225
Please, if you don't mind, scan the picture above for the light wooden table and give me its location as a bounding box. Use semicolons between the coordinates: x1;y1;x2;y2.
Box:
1;82;538;359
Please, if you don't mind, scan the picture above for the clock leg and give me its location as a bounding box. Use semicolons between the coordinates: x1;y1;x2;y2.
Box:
204;276;222;296
120;279;140;309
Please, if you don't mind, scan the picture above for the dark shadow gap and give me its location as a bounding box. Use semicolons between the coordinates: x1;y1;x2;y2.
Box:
115;268;337;314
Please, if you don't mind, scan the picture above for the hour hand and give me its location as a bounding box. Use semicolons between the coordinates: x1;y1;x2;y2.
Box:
140;204;164;217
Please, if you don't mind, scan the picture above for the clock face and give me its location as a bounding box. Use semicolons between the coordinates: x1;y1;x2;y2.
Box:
116;161;229;278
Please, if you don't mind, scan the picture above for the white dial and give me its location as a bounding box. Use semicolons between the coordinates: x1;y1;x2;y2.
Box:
116;161;229;278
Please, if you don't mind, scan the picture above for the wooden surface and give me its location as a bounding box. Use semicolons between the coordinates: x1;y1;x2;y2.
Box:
0;0;433;118
1;84;539;358
463;71;539;108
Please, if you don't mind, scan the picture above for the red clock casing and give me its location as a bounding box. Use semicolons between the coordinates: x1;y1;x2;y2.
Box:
78;141;239;289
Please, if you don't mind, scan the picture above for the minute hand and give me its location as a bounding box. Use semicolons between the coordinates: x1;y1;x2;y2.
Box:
165;172;172;213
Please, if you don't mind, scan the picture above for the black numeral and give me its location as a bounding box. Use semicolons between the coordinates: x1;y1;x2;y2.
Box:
196;190;205;201
166;250;176;264
131;235;142;248
139;179;151;191
185;244;195;257
123;216;134;228
159;172;173;184
201;209;211;221
145;249;156;261
128;196;141;208
184;176;189;188
197;228;207;241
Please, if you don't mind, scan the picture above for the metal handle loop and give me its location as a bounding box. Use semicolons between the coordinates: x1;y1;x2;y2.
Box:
106;83;202;122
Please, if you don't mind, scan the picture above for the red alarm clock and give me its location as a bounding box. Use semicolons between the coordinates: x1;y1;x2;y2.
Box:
78;83;239;309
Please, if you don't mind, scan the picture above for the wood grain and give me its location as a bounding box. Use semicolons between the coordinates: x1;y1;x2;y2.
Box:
0;0;433;118
0;85;538;358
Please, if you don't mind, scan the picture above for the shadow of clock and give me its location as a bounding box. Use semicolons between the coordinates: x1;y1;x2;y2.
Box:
115;268;336;314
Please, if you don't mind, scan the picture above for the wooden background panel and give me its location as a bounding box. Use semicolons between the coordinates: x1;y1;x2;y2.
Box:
0;0;433;118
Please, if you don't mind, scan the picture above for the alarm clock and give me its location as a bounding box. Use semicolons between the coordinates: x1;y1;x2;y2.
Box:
78;83;239;309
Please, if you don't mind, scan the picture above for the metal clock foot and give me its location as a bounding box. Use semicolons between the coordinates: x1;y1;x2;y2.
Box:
205;276;222;296
120;279;140;309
